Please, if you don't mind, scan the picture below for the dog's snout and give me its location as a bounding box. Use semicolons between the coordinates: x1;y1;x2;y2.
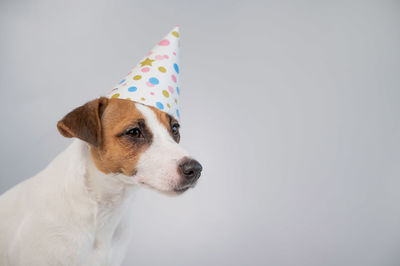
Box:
179;158;202;182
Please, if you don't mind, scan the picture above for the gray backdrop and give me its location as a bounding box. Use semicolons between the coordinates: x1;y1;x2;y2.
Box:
1;0;400;265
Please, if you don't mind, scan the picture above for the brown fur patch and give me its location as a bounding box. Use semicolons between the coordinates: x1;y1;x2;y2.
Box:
57;97;108;147
90;99;153;175
58;98;154;175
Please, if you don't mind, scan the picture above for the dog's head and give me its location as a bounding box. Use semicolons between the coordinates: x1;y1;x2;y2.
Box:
57;97;202;195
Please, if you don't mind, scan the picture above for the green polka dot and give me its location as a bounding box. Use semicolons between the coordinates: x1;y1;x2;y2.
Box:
167;103;171;108
140;97;145;101
111;93;120;98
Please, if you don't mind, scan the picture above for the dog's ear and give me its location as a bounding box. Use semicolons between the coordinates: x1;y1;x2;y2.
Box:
57;97;109;147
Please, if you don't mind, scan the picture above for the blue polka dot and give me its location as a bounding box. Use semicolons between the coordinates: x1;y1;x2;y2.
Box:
176;109;180;118
128;86;137;92
173;63;179;74
155;102;164;110
119;79;126;84
149;77;159;85
176;87;180;95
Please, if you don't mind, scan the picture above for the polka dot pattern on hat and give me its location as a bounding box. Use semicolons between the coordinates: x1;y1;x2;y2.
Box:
106;26;181;121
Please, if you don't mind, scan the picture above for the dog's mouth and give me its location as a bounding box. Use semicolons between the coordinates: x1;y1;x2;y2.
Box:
138;180;197;195
173;186;190;193
173;181;197;194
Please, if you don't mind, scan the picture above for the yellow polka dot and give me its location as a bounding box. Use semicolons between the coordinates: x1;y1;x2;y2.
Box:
174;98;178;104
111;93;120;98
172;31;179;38
162;90;170;98
141;97;145;101
167;103;171;108
133;75;142;80
158;66;166;73
126;97;131;101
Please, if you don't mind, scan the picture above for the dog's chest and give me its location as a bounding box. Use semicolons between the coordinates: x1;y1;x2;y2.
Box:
88;209;133;265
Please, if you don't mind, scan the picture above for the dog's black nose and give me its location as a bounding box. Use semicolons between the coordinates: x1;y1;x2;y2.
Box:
179;158;202;182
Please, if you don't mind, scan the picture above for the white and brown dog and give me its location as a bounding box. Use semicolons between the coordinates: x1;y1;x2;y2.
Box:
0;97;202;265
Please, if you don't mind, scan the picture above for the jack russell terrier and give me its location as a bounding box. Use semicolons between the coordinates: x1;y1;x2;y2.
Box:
0;97;202;265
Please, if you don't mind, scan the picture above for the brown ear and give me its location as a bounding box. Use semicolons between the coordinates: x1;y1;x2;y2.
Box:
57;97;109;147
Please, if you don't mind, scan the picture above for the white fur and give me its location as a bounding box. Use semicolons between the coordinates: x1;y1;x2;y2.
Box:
0;103;189;266
134;104;189;192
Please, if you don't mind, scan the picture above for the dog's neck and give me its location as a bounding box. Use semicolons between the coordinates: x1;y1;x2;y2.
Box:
61;140;135;259
82;142;137;212
63;140;136;223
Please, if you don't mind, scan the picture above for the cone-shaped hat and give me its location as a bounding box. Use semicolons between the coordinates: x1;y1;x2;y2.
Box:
107;27;181;120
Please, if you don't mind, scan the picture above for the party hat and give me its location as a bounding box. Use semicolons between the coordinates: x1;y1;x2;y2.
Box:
107;26;181;120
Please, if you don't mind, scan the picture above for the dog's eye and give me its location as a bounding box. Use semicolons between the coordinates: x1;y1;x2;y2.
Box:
126;128;143;138
171;123;180;136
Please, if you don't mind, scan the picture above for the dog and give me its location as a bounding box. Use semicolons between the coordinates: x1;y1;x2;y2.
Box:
0;97;202;265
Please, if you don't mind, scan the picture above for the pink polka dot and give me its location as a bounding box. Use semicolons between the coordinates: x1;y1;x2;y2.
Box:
122;83;127;86
173;52;176;56
147;51;153;56
127;71;132;75
171;75;177;83
159;39;170;46
150;92;155;96
155;55;164;60
141;67;150;72
107;88;117;94
168;86;174;93
146;81;155;87
163;54;169;59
